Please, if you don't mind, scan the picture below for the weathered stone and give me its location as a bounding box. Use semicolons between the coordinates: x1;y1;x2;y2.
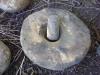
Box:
0;0;31;12
20;8;91;70
47;15;60;41
97;45;100;56
0;41;11;74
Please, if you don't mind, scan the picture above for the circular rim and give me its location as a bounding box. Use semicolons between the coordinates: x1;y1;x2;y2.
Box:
20;8;91;70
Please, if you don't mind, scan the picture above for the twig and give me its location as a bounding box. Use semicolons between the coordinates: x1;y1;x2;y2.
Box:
16;56;25;75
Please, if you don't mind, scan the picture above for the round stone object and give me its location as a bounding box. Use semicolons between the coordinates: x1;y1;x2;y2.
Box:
0;41;11;74
0;0;31;12
20;8;91;70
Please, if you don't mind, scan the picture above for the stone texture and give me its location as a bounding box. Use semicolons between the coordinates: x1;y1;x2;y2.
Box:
47;15;60;41
0;0;31;12
0;41;11;74
20;8;91;71
97;45;100;55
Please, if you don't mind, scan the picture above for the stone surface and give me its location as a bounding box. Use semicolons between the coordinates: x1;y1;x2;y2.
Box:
0;0;31;12
20;8;91;71
47;15;60;41
97;45;100;55
0;41;11;74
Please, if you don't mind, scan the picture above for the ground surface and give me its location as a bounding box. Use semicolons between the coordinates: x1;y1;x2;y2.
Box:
0;0;100;75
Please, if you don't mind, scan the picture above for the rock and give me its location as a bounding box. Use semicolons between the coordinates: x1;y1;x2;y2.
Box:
0;41;11;74
20;8;91;71
47;15;60;41
96;45;100;56
0;0;31;12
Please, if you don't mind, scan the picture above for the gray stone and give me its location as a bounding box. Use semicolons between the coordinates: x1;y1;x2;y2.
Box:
47;15;60;41
0;0;31;12
20;8;91;71
0;41;11;74
97;45;100;56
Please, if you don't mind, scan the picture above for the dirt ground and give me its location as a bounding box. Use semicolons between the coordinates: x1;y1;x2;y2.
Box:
0;0;100;75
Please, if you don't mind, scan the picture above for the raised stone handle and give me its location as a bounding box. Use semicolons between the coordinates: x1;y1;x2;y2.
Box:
47;15;60;41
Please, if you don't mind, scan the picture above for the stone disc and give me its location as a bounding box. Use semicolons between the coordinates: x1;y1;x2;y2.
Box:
0;41;11;74
0;0;31;12
20;8;91;70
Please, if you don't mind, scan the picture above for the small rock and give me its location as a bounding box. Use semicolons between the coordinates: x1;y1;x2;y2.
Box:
0;0;31;12
0;41;11;74
96;45;100;55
